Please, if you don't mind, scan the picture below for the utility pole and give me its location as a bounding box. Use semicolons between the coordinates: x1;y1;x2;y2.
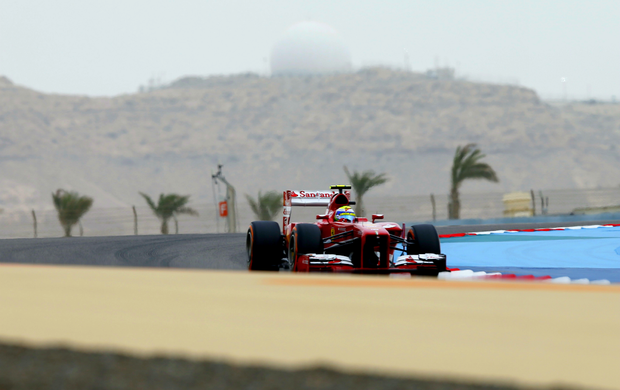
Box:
31;210;37;238
212;164;238;233
132;206;138;235
211;170;220;233
430;194;436;221
539;190;549;215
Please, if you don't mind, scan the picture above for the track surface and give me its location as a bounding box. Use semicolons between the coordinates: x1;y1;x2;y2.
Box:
0;219;617;269
0;234;246;269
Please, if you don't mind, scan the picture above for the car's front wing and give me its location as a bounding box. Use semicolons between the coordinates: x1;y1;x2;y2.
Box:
298;253;448;275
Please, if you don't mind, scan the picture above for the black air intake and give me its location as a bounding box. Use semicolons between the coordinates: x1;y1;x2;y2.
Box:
361;235;388;268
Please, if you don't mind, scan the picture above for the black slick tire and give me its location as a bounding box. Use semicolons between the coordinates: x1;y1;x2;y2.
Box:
407;224;445;273
288;224;323;270
247;221;282;271
407;224;441;255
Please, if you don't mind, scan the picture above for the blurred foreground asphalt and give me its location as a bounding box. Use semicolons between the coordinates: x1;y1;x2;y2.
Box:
0;267;618;389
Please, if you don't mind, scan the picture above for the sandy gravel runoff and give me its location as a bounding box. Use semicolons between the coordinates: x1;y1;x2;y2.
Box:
0;265;618;389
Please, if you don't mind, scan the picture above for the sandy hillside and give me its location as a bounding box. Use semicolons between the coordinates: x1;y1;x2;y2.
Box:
0;69;619;214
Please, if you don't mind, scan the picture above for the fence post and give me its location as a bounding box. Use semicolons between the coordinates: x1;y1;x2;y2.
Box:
430;194;436;221
31;210;37;238
530;189;536;216
132;206;138;235
538;190;547;215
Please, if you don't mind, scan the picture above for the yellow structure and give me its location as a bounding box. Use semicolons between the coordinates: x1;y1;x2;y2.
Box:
503;192;533;217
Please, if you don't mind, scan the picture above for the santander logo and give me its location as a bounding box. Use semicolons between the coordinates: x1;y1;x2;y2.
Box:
291;190;334;198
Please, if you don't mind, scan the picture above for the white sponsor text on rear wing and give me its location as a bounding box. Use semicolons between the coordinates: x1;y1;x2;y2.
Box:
282;190;351;234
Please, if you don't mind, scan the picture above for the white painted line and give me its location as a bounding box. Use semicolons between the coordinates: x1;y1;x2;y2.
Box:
550;277;571;284
450;270;475;277
438;270;477;280
471;230;507;235
590;279;611;285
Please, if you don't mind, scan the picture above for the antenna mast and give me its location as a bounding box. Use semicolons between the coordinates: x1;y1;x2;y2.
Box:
211;164;238;233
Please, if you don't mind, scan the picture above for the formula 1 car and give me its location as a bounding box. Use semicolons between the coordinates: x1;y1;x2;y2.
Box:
247;185;447;275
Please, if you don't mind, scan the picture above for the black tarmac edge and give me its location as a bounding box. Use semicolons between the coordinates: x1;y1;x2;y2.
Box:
0;343;577;390
0;233;248;269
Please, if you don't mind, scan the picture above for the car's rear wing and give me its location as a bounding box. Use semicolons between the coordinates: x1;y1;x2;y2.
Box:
282;188;352;234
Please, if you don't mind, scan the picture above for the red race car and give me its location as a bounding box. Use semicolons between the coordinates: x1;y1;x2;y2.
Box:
246;185;447;275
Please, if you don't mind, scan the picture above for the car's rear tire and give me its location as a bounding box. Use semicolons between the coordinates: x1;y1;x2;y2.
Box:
407;224;441;255
288;224;323;271
247;221;282;271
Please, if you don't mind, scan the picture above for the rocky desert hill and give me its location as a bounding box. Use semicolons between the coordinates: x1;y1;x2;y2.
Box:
1;68;619;215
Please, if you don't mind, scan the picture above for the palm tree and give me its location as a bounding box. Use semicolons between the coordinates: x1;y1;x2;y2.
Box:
449;144;499;219
52;189;94;237
246;191;282;221
343;166;388;217
140;193;198;234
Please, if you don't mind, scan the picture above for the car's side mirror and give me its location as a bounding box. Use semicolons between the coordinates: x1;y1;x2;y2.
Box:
372;214;384;223
316;214;328;220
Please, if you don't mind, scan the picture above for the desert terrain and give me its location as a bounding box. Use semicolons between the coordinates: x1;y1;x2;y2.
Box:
1;69;619;225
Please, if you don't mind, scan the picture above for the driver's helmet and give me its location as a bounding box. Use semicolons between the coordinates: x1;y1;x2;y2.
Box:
335;206;356;223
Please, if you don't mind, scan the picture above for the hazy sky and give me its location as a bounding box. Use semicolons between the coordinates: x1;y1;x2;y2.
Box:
1;0;618;99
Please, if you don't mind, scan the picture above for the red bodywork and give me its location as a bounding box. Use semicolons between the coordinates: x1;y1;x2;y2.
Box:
282;188;445;275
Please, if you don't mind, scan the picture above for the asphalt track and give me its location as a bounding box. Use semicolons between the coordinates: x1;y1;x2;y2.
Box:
0;219;618;269
0;234;247;269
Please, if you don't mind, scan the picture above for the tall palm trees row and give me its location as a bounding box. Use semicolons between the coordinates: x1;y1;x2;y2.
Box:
51;191;198;236
50;144;497;236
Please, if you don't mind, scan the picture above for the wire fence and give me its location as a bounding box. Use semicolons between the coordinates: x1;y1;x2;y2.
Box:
1;187;619;239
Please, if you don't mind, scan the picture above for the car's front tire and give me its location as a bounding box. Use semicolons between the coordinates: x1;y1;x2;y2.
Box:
407;224;441;255
407;224;445;272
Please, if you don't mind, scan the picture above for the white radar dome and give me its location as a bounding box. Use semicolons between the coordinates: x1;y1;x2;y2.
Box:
271;21;352;76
